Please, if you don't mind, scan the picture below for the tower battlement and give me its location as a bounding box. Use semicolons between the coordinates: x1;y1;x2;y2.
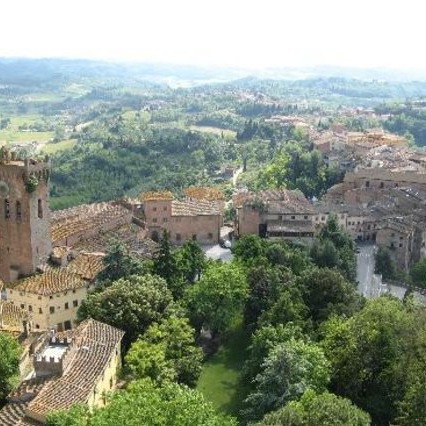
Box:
0;147;52;282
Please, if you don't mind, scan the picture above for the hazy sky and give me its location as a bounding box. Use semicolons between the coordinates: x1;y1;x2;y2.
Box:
1;0;424;69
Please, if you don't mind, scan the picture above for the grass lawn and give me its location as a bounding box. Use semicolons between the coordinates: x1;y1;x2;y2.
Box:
197;323;251;418
41;139;77;154
190;125;237;138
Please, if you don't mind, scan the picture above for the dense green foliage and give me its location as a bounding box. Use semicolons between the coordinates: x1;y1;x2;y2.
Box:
0;333;22;402
78;274;174;347
126;316;203;387
46;378;237;426
256;390;371;426
185;262;248;335
375;247;396;280
409;258;426;288
242;338;330;422
320;297;426;425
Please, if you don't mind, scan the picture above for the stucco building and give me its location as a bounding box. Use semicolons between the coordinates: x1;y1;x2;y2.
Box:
0;319;124;425
141;190;223;245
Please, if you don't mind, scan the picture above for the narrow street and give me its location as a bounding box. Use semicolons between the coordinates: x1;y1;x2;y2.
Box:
356;244;387;298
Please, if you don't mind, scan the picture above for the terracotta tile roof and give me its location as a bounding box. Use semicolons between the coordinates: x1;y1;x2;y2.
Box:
140;191;174;201
66;253;105;281
72;224;156;258
184;186;225;201
50;202;131;244
26;319;124;419
0;301;29;331
9;269;87;296
0;377;53;426
235;189;314;213
0;320;124;424
171;200;220;216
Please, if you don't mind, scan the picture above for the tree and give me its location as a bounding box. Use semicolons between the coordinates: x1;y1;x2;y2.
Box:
97;240;150;283
256;390;371;426
126;316;203;387
78;274;174;347
153;230;181;297
244;264;293;327
409;258;426;288
375;247;396;281
312;216;357;282
242;339;330;422
184;262;248;335
259;287;309;329
47;378;237;426
295;268;363;325
241;324;305;390
0;332;22;402
175;240;206;283
232;235;266;264
320;297;417;425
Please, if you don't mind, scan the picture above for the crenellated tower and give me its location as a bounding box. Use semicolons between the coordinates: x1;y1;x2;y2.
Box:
0;148;52;282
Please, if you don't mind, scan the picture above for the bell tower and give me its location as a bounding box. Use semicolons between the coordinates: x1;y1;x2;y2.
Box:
0;148;52;282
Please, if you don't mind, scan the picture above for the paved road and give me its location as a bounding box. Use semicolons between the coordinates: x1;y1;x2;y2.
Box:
357;244;388;298
203;244;233;262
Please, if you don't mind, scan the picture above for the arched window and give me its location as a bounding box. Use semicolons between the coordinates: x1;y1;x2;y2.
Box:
16;201;21;221
4;199;10;219
38;199;43;218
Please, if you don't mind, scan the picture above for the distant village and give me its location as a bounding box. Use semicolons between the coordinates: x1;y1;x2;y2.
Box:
1;117;426;423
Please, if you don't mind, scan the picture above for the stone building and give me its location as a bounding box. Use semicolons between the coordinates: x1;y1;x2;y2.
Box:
141;190;222;245
0;149;52;282
235;189;316;240
0;319;124;425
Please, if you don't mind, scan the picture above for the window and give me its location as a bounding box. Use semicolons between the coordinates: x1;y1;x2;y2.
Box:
291;216;295;220
38;199;43;218
49;306;55;314
65;302;69;310
28;305;32;312
16;201;21;221
391;233;395;237
366;181;370;188
39;308;43;314
152;207;157;212
380;182;384;188
162;217;167;223
278;215;282;221
49;295;53;299
176;233;181;241
304;216;308;220
64;320;72;330
73;300;78;307
4;199;10;219
163;206;167;211
38;296;41;300
72;289;76;294
152;218;157;223
399;243;403;247
20;304;25;309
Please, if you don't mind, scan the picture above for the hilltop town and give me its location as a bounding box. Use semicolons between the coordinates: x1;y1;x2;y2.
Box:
1;65;426;425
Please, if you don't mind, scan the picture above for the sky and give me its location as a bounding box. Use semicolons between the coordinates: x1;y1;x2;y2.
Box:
1;0;425;70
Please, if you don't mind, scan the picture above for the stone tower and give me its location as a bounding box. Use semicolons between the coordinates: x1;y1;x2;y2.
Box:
0;148;52;282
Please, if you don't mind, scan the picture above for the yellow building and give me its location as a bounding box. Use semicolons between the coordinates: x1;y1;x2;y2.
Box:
6;253;104;331
0;318;124;425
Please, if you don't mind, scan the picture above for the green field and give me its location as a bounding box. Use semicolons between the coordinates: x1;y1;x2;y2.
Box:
197;324;250;417
190;125;237;138
0;114;54;144
42;139;77;154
